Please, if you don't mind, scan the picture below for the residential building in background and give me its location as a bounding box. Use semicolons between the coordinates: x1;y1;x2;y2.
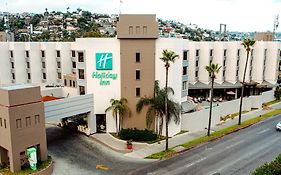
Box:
254;32;273;41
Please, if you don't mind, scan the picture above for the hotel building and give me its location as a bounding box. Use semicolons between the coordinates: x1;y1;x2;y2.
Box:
0;14;280;137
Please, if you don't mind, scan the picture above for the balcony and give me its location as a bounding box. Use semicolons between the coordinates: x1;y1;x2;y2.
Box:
25;57;30;62
41;57;46;62
11;69;15;73
26;68;31;73
42;68;46;73
56;57;61;62
10;57;15;62
57;68;62;73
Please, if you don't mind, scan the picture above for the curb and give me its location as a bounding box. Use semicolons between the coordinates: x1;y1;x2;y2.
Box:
90;135;132;153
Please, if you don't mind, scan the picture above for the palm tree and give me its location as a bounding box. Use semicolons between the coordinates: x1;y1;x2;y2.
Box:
238;39;255;125
105;98;131;136
205;63;221;136
160;49;179;151
136;82;180;139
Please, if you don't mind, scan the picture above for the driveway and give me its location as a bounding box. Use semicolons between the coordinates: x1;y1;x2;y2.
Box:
46;124;151;175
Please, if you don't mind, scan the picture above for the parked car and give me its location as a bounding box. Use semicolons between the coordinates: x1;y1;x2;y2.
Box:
276;122;281;131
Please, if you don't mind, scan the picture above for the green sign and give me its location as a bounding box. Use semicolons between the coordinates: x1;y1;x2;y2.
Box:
92;72;118;86
26;147;37;170
96;53;113;70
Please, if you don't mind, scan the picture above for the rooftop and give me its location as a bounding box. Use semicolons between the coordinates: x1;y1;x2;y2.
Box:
0;84;34;91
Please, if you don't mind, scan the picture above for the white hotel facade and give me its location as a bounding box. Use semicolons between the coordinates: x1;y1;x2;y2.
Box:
0;15;280;136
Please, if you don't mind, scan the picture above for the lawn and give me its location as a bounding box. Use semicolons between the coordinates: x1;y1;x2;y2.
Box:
146;108;281;160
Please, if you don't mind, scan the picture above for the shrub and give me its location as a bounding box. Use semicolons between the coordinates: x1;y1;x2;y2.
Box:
119;128;158;142
252;154;281;175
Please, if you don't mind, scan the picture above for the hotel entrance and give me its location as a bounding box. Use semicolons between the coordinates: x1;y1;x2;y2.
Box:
96;114;106;133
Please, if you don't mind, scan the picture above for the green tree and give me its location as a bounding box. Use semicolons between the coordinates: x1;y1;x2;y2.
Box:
238;38;255;125
0;18;5;31
136;81;180;139
105;98;131;136
30;14;42;27
205;63;221;136
160;49;179;151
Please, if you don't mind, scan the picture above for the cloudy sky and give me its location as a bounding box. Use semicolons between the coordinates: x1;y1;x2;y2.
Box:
0;0;281;32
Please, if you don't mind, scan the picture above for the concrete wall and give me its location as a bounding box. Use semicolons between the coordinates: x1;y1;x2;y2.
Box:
181;90;275;133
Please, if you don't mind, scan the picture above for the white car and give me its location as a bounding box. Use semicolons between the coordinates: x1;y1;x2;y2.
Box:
276;122;281;131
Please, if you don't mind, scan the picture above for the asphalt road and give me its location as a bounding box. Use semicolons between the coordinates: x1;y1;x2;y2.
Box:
129;114;281;175
46;124;152;175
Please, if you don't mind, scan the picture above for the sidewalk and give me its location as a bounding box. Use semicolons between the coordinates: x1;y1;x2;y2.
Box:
92;102;281;159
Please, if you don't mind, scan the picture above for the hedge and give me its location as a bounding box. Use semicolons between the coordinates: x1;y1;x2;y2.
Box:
119;128;157;142
252;154;281;175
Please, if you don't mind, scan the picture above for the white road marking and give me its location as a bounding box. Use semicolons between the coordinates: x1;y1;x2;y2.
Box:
257;128;270;135
184;157;207;168
225;140;244;149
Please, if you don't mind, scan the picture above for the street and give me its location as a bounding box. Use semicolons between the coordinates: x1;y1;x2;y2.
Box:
129;114;281;175
46;124;152;175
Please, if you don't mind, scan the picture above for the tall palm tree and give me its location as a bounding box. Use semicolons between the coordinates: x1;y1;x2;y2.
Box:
105;98;131;136
136;81;180;139
160;49;179;151
238;38;255;125
205;63;221;136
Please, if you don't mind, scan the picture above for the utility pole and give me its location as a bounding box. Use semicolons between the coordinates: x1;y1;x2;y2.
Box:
273;14;279;41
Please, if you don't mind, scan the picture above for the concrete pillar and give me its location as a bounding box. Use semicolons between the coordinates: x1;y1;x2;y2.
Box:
39;144;48;162
0;146;8;164
9;150;21;173
87;112;96;134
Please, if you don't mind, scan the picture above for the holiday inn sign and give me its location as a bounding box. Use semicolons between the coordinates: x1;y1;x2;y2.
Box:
93;52;118;86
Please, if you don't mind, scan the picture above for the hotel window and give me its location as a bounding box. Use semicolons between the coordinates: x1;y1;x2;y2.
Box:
26;117;31;127
56;50;61;57
223;70;225;77
10;50;13;58
27;62;30;68
129;26;133;34
136;70;141;80
11;62;14;68
57;61;61;68
57;72;61;79
43;73;46;79
223;49;227;57
196;49;199;57
196;60;199;67
0;118;2;127
25;50;29;58
264;49;267;56
4;119;6;128
41;50;45;57
16;119;22;129
72;61;76;68
136;26;140;34
73;81;76;87
35;115;40;124
183;51;188;60
195;71;198;77
136;52;140;62
79;86;85;95
223;59;226;66
237;59;239;66
78;69;85;79
12;73;15;80
236;69;239;76
237;49;240;57
69;80;72;86
182;81;187;90
71;50;76;57
27;73;31;80
210;49;213;57
64;79;67;86
209;60;212;65
78;52;84;62
42;61;46;68
143;26;147;34
136;87;141;97
183;66;187;75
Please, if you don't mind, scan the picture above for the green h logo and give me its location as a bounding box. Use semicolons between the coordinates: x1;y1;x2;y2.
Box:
96;53;113;70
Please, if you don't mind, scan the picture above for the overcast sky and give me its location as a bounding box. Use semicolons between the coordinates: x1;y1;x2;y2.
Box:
0;0;281;32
